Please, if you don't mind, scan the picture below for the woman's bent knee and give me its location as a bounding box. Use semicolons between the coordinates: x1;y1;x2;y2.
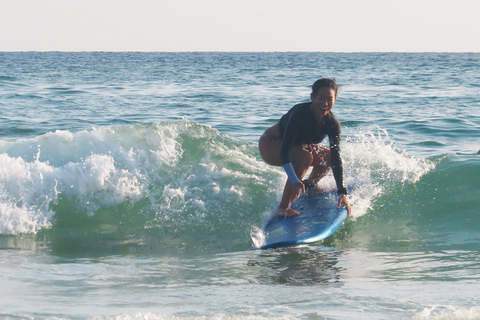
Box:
305;145;331;166
290;148;313;168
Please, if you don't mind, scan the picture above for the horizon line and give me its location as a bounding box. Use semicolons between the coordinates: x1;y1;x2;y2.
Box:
2;50;479;54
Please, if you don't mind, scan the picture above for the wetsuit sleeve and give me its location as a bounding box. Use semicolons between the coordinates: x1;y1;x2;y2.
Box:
279;110;303;165
329;118;347;195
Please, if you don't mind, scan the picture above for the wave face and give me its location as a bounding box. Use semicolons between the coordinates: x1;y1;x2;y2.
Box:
0;121;281;253
1;121;458;255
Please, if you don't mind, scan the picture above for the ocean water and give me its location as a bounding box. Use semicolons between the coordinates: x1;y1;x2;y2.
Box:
0;52;479;320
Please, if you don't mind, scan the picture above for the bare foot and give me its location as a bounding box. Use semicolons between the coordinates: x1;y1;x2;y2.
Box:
276;207;299;217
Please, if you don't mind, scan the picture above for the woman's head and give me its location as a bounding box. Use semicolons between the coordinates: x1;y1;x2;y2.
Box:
310;78;338;120
312;78;339;98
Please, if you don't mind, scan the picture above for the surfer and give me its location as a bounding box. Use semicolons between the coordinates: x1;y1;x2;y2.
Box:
259;78;351;217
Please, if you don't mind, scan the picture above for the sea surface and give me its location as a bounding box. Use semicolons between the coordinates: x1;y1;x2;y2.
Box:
0;52;479;320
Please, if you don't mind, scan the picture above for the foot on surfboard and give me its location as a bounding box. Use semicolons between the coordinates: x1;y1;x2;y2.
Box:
276;207;300;218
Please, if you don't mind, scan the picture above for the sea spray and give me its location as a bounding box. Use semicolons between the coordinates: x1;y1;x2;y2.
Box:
342;126;435;219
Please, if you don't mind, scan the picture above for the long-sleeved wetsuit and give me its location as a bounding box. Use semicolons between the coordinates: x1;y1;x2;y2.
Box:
278;102;347;195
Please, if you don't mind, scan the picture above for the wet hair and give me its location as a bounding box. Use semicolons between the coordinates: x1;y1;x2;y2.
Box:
312;78;339;97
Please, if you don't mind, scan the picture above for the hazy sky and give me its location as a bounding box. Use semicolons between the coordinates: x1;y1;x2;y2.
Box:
1;0;479;52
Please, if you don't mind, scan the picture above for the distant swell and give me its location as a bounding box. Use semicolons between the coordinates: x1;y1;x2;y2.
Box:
0;75;17;82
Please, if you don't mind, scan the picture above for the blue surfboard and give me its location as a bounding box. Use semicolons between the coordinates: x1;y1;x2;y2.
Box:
260;190;348;249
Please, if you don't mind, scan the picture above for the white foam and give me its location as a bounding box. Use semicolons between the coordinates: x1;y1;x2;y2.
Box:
0;154;56;234
90;312;298;320
410;306;480;319
250;225;267;249
340;126;435;219
0;123;186;235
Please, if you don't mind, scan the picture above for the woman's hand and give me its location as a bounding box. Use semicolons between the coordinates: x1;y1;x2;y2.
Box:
337;195;352;216
289;181;305;203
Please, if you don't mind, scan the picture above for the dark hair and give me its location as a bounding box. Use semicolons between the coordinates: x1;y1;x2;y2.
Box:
312;78;339;97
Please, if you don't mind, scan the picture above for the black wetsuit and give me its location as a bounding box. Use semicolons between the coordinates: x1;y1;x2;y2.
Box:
278;102;347;195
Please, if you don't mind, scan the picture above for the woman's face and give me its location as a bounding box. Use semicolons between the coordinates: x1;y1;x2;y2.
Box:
310;87;336;121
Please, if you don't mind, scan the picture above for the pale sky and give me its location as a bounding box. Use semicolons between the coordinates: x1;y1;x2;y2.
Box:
1;0;479;52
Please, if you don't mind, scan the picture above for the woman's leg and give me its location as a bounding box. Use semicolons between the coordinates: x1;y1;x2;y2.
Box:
277;147;312;216
303;144;331;187
259;134;330;217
